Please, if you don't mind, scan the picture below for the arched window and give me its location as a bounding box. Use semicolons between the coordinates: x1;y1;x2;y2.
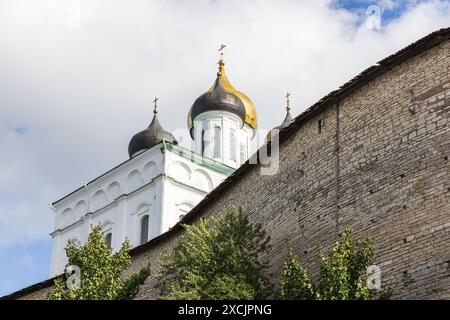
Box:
213;126;221;158
140;215;149;245
230;128;236;161
105;232;112;249
201;130;206;156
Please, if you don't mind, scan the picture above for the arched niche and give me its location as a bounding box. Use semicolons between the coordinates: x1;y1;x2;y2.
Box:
127;169;143;193
191;169;213;192
62;207;73;216
170;161;191;184
74;200;87;217
142;161;158;183
107;181;121;200
92;190;108;211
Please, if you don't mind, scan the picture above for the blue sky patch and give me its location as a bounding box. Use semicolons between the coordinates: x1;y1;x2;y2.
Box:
0;240;52;296
8;126;28;137
331;0;419;25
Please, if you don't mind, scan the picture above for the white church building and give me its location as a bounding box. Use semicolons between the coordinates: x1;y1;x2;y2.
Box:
49;58;275;276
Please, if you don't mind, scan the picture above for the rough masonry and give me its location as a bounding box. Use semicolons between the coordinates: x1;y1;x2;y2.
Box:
6;28;450;300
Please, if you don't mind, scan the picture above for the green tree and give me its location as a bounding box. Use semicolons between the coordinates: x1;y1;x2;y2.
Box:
279;228;374;300
156;208;273;300
48;225;150;300
278;250;315;300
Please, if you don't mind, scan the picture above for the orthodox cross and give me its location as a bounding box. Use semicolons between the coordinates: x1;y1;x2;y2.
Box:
219;44;226;59
153;97;158;114
285;92;291;112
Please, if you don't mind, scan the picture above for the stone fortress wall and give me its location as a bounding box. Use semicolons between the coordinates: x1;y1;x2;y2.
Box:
7;29;450;300
132;32;450;300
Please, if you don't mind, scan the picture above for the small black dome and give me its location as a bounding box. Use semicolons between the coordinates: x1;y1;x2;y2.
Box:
190;75;246;128
266;110;293;141
128;113;177;157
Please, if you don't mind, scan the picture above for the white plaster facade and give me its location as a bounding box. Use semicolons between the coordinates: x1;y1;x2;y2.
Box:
192;110;254;169
50;58;258;277
50;142;233;276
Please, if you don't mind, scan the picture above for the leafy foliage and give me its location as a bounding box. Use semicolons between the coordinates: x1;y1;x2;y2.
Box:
156;208;273;299
48;225;150;300
279;228;374;300
278;250;315;300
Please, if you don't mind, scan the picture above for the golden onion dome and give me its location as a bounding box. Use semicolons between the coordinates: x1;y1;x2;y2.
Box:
188;59;257;132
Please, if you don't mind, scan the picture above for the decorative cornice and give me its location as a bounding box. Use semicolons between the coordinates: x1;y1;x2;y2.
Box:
51;171;208;235
165;143;235;175
52;145;163;208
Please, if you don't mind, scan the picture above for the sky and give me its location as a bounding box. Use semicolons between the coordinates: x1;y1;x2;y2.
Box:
0;0;449;296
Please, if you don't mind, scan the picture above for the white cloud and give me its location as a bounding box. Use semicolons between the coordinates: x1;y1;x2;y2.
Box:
379;0;400;10
0;0;449;248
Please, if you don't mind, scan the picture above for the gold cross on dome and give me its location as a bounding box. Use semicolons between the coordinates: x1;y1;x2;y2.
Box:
219;44;226;59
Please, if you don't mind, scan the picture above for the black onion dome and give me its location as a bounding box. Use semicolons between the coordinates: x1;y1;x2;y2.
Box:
189;73;246;134
128;112;177;157
187;59;257;132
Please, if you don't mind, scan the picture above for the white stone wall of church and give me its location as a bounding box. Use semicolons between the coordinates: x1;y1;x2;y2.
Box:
192;110;253;168
123;178;163;246
240;124;253;162
50;178;164;276
50;147;165;276
52;147;164;231
161;148;228;232
50;143;230;276
161;180;202;232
